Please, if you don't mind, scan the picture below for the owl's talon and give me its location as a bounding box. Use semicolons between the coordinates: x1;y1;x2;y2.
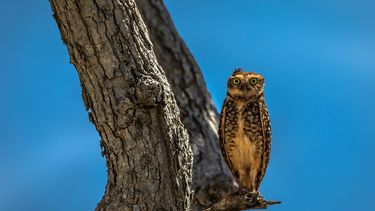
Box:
244;196;254;203
243;191;257;199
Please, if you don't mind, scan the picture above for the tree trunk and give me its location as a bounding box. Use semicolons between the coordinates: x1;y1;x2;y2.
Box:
50;0;193;210
135;0;236;209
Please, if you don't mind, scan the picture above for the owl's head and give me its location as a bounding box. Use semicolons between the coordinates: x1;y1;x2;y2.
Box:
226;68;265;101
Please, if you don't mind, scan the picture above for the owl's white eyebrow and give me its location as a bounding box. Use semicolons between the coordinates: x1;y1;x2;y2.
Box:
231;75;244;79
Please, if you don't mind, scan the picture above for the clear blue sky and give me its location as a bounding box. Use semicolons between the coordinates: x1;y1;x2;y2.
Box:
1;0;375;210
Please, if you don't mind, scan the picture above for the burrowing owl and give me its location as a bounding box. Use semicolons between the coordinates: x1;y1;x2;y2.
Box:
219;68;272;194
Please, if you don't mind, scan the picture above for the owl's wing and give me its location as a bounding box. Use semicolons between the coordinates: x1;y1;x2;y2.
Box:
256;99;272;189
218;99;234;172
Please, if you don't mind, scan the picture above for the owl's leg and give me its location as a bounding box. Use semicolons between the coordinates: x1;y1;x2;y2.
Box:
237;168;255;194
243;173;262;201
236;172;264;203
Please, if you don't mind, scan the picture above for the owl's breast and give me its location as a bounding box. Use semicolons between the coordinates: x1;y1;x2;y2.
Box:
224;102;260;176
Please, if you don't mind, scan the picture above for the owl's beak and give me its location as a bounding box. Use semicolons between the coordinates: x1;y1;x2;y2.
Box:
239;83;252;91
246;84;254;92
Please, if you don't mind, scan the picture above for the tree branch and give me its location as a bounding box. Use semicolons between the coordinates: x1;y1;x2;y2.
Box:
205;192;281;211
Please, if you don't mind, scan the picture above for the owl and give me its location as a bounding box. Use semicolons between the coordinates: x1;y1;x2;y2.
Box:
219;68;272;195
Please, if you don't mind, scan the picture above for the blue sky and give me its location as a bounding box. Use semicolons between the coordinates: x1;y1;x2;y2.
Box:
0;0;375;210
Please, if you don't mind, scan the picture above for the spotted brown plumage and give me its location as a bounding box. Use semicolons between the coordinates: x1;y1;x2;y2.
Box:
219;69;272;194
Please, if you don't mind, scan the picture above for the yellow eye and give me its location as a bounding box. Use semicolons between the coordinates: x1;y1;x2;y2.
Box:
250;78;258;85
232;78;241;85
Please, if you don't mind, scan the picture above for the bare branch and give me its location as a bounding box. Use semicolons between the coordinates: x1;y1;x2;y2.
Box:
205;192;281;211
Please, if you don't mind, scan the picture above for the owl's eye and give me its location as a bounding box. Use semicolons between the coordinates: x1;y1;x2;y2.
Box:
232;78;241;85
250;78;258;85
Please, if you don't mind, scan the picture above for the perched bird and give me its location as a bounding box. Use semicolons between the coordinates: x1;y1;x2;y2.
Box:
219;69;272;195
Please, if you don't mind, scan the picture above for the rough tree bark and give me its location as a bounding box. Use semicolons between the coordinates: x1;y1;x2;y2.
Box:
50;0;193;210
